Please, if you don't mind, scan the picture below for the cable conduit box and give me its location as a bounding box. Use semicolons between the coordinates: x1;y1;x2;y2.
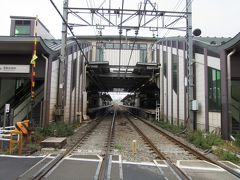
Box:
191;100;199;111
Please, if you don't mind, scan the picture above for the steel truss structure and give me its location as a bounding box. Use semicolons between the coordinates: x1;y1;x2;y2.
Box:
66;4;190;34
54;0;195;130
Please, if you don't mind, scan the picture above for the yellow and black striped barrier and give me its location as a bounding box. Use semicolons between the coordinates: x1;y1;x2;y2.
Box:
15;120;30;135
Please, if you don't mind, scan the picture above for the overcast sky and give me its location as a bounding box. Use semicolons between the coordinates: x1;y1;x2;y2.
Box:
0;0;239;39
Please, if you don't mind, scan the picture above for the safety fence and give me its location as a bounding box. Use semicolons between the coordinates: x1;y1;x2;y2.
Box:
0;120;31;155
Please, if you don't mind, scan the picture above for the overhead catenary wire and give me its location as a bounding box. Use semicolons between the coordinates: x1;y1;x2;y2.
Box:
49;0;108;91
161;0;194;38
49;0;89;65
118;0;125;78
85;0;98;36
124;0;149;77
163;0;184;29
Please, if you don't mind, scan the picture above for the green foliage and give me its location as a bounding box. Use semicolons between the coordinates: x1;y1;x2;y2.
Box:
153;120;185;134
214;148;240;163
114;144;124;151
35;122;74;138
187;130;223;150
26;143;40;152
234;133;240;147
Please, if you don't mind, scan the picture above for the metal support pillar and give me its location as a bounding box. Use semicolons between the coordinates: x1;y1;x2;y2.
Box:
56;0;68;121
135;93;140;107
186;0;194;130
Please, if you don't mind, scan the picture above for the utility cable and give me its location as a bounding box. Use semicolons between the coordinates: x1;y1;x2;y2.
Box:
124;0;148;77
49;0;89;65
49;0;108;91
118;0;125;78
162;0;194;38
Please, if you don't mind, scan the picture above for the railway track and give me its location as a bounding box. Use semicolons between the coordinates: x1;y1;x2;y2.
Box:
17;106;240;179
124;112;190;179
124;109;240;179
17;109;116;180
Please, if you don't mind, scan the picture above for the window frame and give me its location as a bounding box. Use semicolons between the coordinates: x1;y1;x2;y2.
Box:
208;67;221;112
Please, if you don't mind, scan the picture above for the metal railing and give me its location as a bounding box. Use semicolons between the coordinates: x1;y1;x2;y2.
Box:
13;85;44;123
231;97;240;122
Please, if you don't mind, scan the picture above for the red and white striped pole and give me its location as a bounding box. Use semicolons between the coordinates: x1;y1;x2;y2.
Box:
30;16;38;120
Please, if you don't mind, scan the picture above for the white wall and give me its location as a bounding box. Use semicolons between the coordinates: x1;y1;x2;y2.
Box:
195;53;206;130
208;56;220;70
158;42;223;132
36;21;55;39
49;59;59;122
64;54;72;123
105;49;139;66
167;47;172;121
209;112;221;132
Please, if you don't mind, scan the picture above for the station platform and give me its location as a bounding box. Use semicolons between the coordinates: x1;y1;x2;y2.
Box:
87;105;113;114
121;105;156;121
87;105;113;118
1;154;240;180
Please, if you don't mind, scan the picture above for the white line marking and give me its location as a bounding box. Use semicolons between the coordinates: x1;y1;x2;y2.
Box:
94;158;103;180
122;161;168;167
178;165;225;171
165;161;182;180
153;160;169;180
119;155;123;180
64;157;101;162
0;154;45;158
219;161;240;169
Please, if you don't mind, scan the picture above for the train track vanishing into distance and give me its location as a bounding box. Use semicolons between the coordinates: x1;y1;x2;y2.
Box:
17;105;240;179
123;107;240;179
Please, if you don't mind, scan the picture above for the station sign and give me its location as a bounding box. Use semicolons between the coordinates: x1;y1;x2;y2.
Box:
0;65;30;73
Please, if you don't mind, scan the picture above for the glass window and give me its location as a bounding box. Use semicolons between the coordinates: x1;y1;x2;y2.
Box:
122;43;129;50
163;51;167;77
15;20;31;36
140;44;147;50
96;48;104;62
208;67;221;111
140;49;147;63
129;44;137;50
172;55;178;93
114;43;120;49
105;43;113;49
71;59;76;90
15;25;30;36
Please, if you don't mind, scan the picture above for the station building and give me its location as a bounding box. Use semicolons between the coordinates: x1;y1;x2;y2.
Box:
155;34;240;139
0;16;92;127
0;16;239;139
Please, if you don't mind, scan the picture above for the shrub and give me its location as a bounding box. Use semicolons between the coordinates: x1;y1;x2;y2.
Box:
154;121;184;134
114;144;124;151
234;133;240;147
205;131;223;147
214;148;239;163
35;122;74;138
187;130;223;150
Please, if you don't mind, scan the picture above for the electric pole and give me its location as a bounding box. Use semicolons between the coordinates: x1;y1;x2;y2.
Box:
186;0;194;130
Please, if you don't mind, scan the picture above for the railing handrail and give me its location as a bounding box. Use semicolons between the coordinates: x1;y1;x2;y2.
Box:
13;85;44;119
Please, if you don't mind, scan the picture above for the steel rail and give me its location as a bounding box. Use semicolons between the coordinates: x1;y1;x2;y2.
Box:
126;109;240;179
124;113;190;180
21;111;111;180
98;109;116;180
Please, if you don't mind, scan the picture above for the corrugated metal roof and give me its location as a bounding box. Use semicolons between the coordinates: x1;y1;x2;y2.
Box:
195;37;231;46
0;36;91;55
